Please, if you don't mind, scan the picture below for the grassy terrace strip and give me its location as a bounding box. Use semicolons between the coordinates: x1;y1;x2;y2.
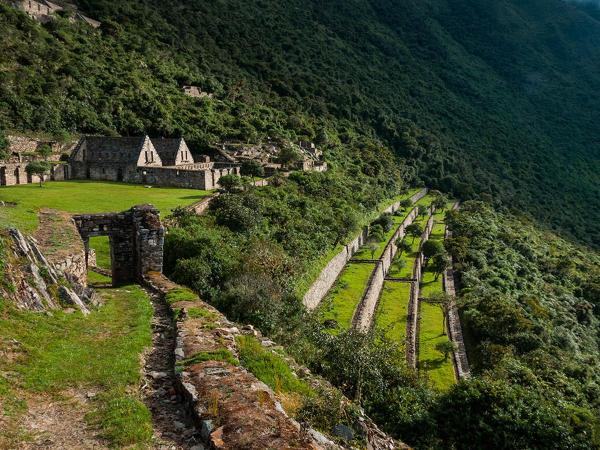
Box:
353;213;407;260
418;203;456;390
374;281;411;343
0;280;154;448
0;180;211;232
319;262;375;330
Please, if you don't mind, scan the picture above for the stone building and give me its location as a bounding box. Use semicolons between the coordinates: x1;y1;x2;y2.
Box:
182;86;213;98
69;135;240;190
12;0;100;27
0;135;71;186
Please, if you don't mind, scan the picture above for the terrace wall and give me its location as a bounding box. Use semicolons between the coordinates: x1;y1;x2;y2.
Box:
444;204;471;379
303;188;428;310
405;213;434;368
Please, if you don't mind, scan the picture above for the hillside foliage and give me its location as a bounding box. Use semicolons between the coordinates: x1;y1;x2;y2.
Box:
2;1;600;245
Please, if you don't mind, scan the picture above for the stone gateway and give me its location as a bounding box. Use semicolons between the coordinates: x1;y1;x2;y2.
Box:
73;205;164;286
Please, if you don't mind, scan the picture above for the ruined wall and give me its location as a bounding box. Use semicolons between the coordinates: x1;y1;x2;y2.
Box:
144;272;406;450
303;188;428;311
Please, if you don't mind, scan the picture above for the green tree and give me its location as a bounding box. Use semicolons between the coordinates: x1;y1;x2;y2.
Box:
395;238;412;257
218;174;244;193
25;161;51;187
372;213;394;233
422;239;445;260
334;213;358;246
367;240;379;260
37;144;52;161
240;160;265;183
405;223;423;244
399;199;413;210
369;224;385;242
435;340;457;361
430;253;450;281
0;131;8;161
425;292;453;334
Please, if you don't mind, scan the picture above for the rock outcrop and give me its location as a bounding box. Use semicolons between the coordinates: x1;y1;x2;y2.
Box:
1;228;95;314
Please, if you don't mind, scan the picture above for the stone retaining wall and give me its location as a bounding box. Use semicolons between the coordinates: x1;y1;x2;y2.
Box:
303;188;428;310
405;212;434;368
303;227;369;310
443;203;471;379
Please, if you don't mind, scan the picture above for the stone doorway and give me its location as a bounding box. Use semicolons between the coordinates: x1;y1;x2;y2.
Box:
73;205;164;286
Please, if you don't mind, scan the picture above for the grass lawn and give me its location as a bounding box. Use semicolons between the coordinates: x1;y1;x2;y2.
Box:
320;262;375;330
418;300;456;390
0;283;154;447
0;180;211;232
374;281;411;343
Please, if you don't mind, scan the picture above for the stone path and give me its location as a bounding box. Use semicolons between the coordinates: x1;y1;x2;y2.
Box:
140;289;203;450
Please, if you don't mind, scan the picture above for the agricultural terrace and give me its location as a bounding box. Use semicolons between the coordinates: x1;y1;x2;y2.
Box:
374;281;411;343
319;262;375;331
418;201;455;390
0;180;211;269
374;195;435;354
318;189;424;331
352;188;422;260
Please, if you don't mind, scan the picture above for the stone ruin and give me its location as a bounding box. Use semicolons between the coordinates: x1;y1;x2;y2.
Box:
73;205;164;286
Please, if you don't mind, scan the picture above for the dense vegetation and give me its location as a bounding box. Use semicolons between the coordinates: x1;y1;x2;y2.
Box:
2;0;600;245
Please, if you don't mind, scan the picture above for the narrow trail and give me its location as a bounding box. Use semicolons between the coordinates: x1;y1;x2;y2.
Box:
140;289;203;450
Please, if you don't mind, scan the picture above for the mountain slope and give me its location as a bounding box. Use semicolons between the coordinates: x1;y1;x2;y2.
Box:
2;0;600;245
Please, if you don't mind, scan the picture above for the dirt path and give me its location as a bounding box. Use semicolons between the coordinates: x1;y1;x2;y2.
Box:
141;289;203;449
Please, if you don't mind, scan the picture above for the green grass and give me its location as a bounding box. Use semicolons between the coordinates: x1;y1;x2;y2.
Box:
236;335;313;397
176;349;239;369
89;236;111;270
87;270;112;285
0;284;154;447
0;180;211;232
374;281;411;343
417;204;456;390
165;287;199;305
319;262;375;330
418;300;456;391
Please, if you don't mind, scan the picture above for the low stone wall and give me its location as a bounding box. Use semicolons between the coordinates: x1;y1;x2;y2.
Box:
405;212;434;368
443;204;471;379
143;274;334;449
303;228;368;310
303;188;428;311
144;272;406;449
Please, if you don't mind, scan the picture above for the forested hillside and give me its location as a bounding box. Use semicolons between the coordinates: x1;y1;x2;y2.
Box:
2;0;600;246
